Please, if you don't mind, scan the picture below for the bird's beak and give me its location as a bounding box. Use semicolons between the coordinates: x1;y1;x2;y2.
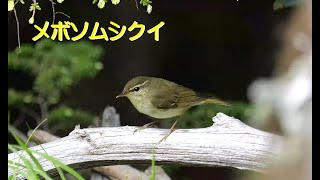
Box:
116;92;127;98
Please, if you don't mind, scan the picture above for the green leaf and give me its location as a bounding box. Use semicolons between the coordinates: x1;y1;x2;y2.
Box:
29;3;41;11
29;5;34;11
8;0;14;11
140;0;152;6
29;150;85;180
8;89;36;107
98;0;106;9
149;148;156;180
29;16;34;24
8;144;72;180
8;164;34;180
111;0;120;5
147;4;152;14
8;136;41;180
25;118;48;146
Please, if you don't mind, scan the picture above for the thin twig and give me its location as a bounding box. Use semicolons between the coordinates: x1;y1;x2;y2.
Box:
31;0;36;24
49;0;56;24
32;8;36;21
25;118;48;146
14;0;21;6
13;8;21;50
134;0;139;10
31;0;37;17
55;11;71;19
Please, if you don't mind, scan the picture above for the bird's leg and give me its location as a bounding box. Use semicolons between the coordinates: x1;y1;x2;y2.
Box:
158;116;181;143
133;120;158;134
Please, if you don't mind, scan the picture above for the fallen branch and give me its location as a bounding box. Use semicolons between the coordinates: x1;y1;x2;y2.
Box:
29;129;170;180
8;113;286;178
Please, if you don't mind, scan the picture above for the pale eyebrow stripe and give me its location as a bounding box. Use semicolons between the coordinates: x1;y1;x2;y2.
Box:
129;80;149;91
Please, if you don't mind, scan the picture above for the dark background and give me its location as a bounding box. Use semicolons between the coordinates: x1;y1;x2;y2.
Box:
8;0;293;179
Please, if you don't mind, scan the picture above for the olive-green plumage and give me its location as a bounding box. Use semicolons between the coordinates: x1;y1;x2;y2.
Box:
117;76;229;119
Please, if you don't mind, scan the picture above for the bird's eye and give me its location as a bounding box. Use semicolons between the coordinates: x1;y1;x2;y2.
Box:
134;87;140;91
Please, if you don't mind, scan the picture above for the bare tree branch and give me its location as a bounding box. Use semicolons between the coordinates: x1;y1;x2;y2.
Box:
28;107;170;180
8;113;286;178
29;130;163;180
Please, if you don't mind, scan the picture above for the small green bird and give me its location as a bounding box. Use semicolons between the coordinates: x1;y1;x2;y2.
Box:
116;76;229;142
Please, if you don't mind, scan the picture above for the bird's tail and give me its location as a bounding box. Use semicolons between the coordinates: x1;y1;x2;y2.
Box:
203;98;231;106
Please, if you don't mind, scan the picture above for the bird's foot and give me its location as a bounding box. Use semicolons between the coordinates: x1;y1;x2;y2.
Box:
133;120;158;134
158;117;180;143
158;128;176;143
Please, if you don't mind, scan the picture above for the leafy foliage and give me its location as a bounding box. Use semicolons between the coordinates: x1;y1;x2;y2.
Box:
9;39;103;105
8;89;36;107
8;39;103;132
140;0;152;14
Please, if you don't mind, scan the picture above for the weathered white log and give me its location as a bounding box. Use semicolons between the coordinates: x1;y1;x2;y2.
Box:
28;129;168;180
8;113;286;178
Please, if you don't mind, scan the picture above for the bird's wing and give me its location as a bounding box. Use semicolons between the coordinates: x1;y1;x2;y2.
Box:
150;87;179;110
150;84;203;110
